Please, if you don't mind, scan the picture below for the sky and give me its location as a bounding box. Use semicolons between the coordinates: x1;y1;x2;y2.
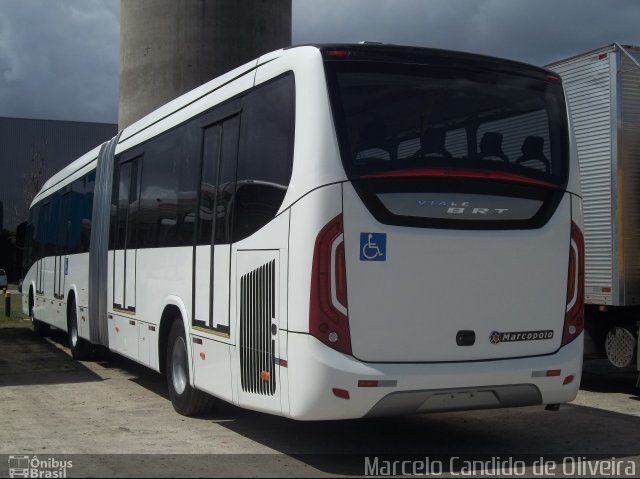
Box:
1;0;640;124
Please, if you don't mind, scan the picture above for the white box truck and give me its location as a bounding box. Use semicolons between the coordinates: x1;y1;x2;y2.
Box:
547;44;640;376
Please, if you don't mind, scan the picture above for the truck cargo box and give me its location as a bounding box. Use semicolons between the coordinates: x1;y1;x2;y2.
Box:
548;44;640;307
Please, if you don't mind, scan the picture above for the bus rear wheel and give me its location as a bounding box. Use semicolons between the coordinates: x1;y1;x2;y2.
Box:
166;319;216;416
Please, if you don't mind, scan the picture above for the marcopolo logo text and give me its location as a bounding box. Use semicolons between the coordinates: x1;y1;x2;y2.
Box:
489;330;554;345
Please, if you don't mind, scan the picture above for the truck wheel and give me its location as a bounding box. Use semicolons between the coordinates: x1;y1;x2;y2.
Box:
605;326;637;368
68;299;91;360
166;319;216;416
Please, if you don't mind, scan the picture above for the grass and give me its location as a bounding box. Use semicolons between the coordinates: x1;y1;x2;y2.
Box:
0;284;30;328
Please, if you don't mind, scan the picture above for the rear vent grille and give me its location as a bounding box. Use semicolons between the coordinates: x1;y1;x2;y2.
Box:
240;260;276;395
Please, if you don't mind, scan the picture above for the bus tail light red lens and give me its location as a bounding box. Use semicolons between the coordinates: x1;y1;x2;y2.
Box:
334;242;348;308
562;222;584;346
325;50;350;59
310;214;352;355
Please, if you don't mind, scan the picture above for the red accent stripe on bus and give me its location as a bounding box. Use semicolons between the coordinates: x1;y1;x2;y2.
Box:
362;168;559;189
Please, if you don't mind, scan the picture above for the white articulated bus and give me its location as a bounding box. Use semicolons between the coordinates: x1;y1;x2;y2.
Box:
21;44;584;420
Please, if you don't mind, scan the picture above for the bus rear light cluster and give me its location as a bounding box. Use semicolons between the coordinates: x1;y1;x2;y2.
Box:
310;214;352;355
562;222;584;346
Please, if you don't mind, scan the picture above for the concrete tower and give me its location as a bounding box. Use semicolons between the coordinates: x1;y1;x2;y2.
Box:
119;0;292;129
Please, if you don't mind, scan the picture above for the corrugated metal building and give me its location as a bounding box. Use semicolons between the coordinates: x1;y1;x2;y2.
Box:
0;117;117;231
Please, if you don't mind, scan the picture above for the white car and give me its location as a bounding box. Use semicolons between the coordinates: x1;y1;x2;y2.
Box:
0;269;7;289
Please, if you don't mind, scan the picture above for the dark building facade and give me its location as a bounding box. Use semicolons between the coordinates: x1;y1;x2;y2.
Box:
0;117;117;281
0;117;117;231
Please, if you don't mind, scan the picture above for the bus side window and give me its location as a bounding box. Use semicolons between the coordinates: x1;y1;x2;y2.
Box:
194;114;240;247
48;194;61;258
232;73;295;243
30;203;41;266
81;171;95;252
177;124;199;247
215;116;240;245
197;124;222;246
67;176;85;254
138;128;181;248
110;157;141;252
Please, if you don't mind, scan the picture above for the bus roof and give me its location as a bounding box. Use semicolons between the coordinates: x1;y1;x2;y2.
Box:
32;43;558;207
119;43;558;149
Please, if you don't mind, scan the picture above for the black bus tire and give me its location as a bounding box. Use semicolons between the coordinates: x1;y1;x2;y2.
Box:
166;319;216;416
68;299;92;360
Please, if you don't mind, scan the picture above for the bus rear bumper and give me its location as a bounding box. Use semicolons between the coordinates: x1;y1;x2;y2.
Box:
285;333;583;420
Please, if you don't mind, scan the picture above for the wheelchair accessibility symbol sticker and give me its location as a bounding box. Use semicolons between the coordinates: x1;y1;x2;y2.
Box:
360;233;387;261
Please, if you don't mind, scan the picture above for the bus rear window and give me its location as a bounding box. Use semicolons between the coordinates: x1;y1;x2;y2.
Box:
325;62;568;185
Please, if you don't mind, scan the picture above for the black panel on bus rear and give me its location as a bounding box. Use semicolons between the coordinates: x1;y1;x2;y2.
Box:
351;177;564;230
322;45;570;212
317;43;560;83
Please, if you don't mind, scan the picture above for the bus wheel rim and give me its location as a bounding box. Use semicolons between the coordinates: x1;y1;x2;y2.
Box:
171;336;188;395
70;315;78;347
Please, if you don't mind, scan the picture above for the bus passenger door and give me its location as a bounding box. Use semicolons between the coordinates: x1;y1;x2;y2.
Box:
36;259;44;295
34;202;49;321
191;114;239;402
193;115;239;332
54;190;70;301
110;156;141;360
113;157;140;314
35;201;48;296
